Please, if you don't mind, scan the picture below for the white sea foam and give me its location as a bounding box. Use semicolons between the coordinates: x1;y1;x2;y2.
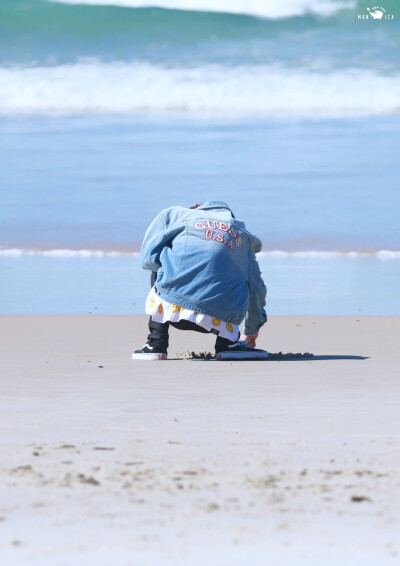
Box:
50;0;354;19
376;250;400;259
1;249;399;258
1;62;399;116
0;249;138;257
258;250;400;258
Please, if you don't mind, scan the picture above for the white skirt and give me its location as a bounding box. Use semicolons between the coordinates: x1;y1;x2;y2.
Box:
145;287;239;341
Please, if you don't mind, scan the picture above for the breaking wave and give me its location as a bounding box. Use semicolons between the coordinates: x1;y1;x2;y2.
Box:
48;0;354;19
1;62;400;116
2;249;399;258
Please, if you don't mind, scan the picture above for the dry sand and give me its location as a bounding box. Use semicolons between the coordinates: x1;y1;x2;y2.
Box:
0;315;399;565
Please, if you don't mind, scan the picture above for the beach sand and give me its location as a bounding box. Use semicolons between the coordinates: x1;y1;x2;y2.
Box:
0;315;399;565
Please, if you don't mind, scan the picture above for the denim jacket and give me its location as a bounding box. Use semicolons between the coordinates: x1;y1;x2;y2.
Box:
139;201;267;334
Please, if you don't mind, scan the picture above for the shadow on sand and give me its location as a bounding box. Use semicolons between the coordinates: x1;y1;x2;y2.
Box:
173;353;369;361
266;354;369;362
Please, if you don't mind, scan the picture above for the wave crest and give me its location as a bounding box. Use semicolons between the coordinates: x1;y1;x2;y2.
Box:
2;249;399;258
49;0;354;19
1;62;399;116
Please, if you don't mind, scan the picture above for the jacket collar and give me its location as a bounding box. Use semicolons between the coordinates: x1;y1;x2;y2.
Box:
197;201;233;214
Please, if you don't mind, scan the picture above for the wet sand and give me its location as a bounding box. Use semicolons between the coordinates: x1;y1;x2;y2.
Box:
0;315;399;565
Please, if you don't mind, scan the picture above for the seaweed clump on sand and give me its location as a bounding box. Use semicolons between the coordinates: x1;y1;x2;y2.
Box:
175;351;214;360
174;351;314;360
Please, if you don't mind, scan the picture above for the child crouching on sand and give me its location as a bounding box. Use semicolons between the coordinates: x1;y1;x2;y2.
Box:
132;201;268;360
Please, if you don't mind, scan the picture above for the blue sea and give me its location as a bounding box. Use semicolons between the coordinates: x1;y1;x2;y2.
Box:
0;0;399;315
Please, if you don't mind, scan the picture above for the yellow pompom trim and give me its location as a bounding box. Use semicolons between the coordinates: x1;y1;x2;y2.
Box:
226;322;233;333
194;311;199;315
158;304;163;314
212;318;221;326
151;298;156;308
171;304;178;313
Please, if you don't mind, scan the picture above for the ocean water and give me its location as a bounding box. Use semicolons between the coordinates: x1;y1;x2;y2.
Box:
0;0;399;315
1;255;399;315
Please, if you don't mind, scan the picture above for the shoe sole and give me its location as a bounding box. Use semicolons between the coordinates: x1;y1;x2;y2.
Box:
131;353;167;360
216;351;269;360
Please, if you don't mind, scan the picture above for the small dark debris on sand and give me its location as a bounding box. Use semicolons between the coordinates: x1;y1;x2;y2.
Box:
351;495;372;503
175;351;314;360
78;474;100;486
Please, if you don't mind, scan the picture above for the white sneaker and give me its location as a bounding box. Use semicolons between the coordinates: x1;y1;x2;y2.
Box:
132;343;168;360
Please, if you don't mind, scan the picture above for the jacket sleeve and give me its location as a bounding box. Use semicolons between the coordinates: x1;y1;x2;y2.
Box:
138;211;170;272
243;241;267;335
